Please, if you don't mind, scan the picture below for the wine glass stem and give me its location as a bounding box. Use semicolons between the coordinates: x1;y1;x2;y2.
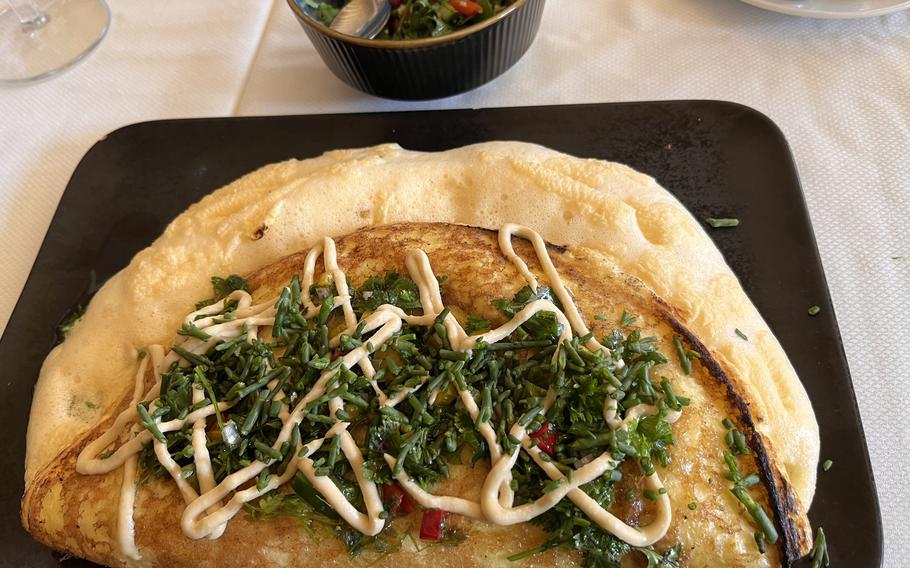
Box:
6;0;48;30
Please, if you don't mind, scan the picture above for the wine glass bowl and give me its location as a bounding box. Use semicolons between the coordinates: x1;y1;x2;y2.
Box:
0;0;110;85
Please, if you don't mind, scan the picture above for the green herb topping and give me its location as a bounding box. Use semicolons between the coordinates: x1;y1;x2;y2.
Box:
131;271;688;563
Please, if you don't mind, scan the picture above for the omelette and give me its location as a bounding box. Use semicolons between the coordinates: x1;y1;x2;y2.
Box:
20;143;819;567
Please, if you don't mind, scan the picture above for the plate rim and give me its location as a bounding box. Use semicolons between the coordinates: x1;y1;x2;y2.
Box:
739;0;910;18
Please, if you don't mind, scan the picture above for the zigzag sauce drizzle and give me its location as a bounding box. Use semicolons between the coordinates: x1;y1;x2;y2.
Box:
76;225;678;559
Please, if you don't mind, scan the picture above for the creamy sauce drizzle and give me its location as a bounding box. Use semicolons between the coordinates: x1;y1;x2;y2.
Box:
76;224;680;558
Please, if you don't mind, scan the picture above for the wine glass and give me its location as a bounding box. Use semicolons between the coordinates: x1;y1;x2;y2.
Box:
0;0;110;85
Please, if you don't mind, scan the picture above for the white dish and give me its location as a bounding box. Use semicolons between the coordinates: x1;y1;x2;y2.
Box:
739;0;910;18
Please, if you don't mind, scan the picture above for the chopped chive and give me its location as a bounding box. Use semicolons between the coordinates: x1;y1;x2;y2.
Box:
687;501;698;510
731;485;778;544
722;418;734;429
735;328;748;341
810;527;829;568
706;217;740;228
741;473;760;487
194;367;224;431
170;345;212;367
754;531;767;554
325;433;341;470
393;429;423;477
476;385;493;426
733;429;750;455
822;459;833;472
256;468;272;491
178;322;211;341
241;392;265;436
254;440;282;461
542;478;563;493
808;305;821;316
519;406;543;428
137;403;167;444
673;334;692;375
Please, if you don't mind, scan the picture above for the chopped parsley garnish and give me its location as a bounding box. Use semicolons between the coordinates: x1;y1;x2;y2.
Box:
352;271;423;315
195;274;250;309
136;274;688;562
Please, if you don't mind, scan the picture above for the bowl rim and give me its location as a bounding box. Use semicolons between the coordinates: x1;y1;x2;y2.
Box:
287;0;533;48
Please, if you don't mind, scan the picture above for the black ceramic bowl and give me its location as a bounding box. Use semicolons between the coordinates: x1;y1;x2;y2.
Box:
287;0;545;100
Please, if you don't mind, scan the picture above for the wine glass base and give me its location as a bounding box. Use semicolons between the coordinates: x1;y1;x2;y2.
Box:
0;0;110;85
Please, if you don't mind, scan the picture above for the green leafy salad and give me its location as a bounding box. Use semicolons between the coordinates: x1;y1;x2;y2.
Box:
306;0;517;40
135;271;686;566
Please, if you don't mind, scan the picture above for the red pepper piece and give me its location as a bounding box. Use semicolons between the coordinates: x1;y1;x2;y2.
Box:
450;0;483;17
419;508;447;541
529;421;558;457
382;483;417;515
331;349;341;361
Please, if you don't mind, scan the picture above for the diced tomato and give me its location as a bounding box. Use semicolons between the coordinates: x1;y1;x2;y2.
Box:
529;421;558;457
450;0;483;17
419;508;447;541
382;483;417;515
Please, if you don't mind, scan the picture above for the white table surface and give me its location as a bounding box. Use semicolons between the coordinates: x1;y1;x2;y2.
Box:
2;1;907;565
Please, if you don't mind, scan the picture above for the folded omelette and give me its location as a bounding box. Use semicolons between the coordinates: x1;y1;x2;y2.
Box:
21;143;819;567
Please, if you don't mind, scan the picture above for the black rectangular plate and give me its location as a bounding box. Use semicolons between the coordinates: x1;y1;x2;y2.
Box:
0;101;881;567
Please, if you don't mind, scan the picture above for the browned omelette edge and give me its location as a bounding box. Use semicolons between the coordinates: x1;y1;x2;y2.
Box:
654;299;809;564
21;222;811;566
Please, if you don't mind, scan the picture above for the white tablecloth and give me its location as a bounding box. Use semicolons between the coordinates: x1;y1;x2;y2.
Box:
2;1;907;565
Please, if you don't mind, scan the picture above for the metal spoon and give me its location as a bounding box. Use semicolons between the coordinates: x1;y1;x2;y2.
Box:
329;0;391;39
